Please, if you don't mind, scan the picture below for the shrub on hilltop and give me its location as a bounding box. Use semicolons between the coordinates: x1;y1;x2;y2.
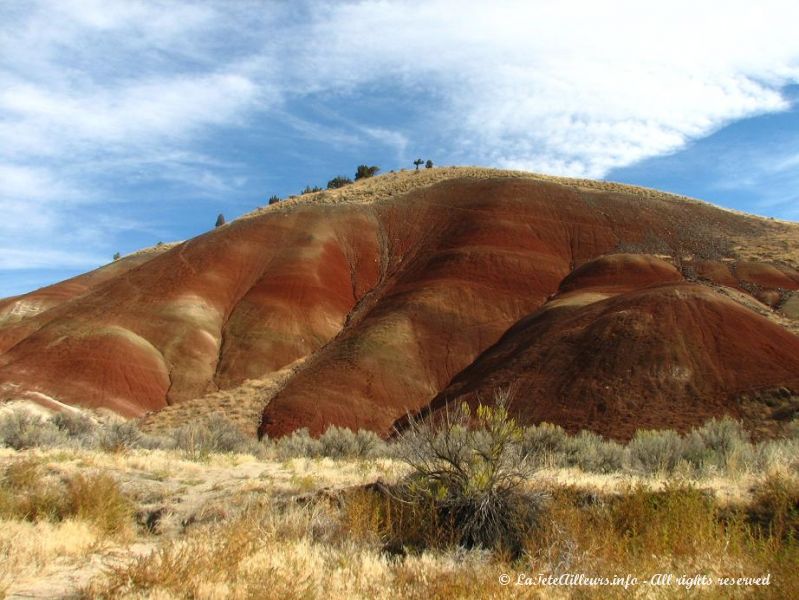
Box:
327;176;352;189
355;165;379;180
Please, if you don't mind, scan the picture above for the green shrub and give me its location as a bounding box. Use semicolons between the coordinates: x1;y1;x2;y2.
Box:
352;429;387;457
50;410;96;437
318;426;386;458
99;421;143;453
628;429;684;474
564;430;626;473
326;176;352;189
171;414;256;460
354;165;379;180
521;422;568;467
137;431;176;451
272;428;323;460
389;392;545;555
753;438;799;473
683;417;752;473
0;409;67;449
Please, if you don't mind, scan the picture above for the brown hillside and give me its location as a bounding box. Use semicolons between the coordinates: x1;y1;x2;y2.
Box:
0;168;797;438
413;255;799;440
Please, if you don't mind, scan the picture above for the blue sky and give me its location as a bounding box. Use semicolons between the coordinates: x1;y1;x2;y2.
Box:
2;1;799;298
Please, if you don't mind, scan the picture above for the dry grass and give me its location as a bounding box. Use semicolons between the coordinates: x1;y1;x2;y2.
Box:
138;358;305;437
81;474;799;600
0;459;133;536
83;499;508;600
0;518;103;595
240;166;775;219
1;433;797;598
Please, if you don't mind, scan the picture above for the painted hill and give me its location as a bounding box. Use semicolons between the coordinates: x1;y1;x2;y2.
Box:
412;255;799;440
1;168;798;439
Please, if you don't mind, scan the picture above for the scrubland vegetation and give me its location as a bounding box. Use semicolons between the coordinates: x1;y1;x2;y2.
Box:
1;401;797;598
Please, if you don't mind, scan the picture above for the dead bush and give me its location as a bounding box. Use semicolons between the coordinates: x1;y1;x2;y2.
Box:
0;459;67;521
747;474;799;542
66;473;133;535
0;461;132;535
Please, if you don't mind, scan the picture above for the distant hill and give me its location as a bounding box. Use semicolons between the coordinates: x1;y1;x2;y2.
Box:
1;167;798;439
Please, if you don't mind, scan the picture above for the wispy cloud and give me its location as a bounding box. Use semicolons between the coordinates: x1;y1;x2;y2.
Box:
276;0;799;177
2;0;799;290
0;0;268;277
0;247;108;271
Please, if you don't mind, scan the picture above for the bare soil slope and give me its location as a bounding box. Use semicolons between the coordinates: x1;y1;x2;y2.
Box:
415;255;799;440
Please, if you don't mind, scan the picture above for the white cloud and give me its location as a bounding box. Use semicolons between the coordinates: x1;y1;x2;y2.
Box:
0;74;258;153
0;1;267;276
0;247;107;271
0;164;79;235
3;0;799;284
276;0;799;177
362;127;409;161
6;0;799;185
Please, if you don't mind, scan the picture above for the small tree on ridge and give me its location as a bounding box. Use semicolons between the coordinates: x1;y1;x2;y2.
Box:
327;176;353;189
355;165;380;180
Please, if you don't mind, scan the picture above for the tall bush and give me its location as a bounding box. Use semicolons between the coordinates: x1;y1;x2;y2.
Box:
389;391;545;554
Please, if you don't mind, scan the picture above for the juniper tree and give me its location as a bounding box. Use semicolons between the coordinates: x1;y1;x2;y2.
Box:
327;176;353;189
355;165;380;180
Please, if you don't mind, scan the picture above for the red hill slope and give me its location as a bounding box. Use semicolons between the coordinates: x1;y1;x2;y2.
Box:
414;255;799;440
1;168;797;438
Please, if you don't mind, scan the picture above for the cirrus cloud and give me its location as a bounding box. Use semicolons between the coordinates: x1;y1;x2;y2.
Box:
2;0;799;294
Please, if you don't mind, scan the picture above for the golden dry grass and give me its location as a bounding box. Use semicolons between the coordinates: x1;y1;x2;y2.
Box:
240;166;768;217
138;358;306;437
0;443;796;599
83;476;799;600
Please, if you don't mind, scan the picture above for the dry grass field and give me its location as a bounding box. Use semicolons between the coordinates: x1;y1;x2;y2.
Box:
1;406;798;599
